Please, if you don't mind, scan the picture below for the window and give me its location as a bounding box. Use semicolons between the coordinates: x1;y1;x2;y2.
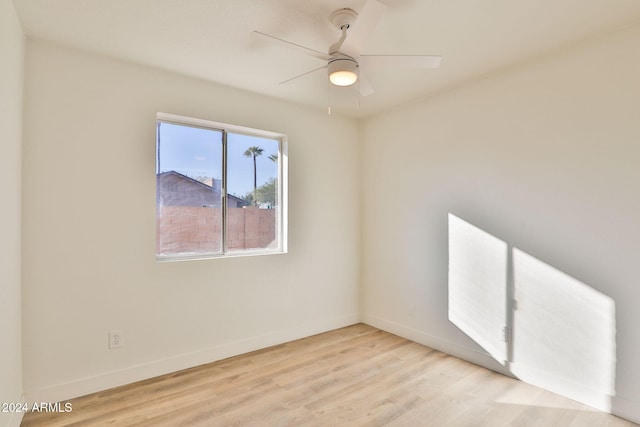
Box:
156;113;287;260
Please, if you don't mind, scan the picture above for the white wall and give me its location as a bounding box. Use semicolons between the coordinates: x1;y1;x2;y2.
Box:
361;25;640;423
0;0;24;426
22;41;361;402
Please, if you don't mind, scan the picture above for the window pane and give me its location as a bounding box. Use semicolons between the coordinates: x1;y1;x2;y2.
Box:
227;132;280;252
156;122;223;256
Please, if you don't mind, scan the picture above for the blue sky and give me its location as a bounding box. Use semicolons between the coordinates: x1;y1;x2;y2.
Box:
157;122;278;198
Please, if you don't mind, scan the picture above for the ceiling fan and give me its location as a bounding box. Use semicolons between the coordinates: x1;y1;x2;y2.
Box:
253;0;442;96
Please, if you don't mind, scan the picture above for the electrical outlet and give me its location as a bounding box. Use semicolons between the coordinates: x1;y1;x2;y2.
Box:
109;331;123;349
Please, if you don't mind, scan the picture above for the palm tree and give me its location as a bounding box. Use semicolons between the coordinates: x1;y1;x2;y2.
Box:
244;146;264;206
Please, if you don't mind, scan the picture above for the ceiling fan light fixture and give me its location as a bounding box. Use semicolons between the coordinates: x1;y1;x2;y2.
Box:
328;58;358;86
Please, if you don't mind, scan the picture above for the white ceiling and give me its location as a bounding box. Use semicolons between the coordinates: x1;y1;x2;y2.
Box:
13;0;640;118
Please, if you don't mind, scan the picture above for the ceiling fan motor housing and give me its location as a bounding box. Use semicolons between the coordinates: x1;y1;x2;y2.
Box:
330;8;358;30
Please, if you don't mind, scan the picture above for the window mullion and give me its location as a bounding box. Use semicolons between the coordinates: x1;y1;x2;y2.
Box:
222;130;228;254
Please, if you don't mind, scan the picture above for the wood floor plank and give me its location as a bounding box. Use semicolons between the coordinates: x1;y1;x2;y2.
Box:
21;324;638;427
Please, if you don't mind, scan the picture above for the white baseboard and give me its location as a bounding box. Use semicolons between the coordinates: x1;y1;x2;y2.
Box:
509;361;613;413
361;313;511;376
25;312;639;425
1;395;25;427
2;412;24;427
612;395;640;424
362;313;640;425
24;313;360;404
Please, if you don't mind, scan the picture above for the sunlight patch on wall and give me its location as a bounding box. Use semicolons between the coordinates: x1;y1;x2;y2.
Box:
447;213;616;412
448;214;508;364
511;248;616;411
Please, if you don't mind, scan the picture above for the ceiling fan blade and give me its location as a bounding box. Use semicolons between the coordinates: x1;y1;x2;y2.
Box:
360;54;442;69
253;31;333;61
279;65;327;85
357;72;375;96
340;0;387;59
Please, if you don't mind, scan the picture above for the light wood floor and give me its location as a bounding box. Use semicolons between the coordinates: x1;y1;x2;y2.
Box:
22;324;637;426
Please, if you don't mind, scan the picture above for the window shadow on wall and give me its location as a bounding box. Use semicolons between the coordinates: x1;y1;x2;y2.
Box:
448;214;616;412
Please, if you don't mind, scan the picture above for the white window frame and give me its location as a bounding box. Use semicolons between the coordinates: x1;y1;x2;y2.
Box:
156;112;288;261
